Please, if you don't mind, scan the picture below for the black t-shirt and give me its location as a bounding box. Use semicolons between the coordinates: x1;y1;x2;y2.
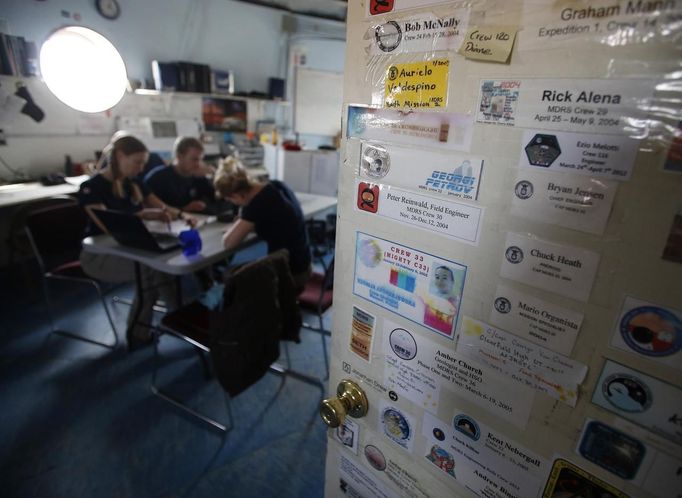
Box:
241;181;311;274
78;174;149;236
144;165;214;210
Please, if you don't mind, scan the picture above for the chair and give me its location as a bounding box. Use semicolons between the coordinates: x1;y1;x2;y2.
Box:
298;258;334;377
25;200;119;349
305;219;333;271
151;250;324;432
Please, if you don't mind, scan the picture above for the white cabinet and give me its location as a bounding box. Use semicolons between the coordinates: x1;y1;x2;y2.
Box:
276;149;339;196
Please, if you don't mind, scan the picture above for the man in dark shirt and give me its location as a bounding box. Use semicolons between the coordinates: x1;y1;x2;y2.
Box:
144;137;215;213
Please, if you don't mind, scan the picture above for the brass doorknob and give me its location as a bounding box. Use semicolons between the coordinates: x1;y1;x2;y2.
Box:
320;379;369;428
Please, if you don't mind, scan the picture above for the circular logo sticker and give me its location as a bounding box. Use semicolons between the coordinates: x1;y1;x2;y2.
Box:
382;407;412;446
375;21;402;52
453;414;480;441
361;145;390;178
388;65;399;81
364;445;387;471
432;427;445;441
514;180;534;200
505;246;524;264
389;328;417;360
602;373;652;413
494;297;512;314
620;306;682;357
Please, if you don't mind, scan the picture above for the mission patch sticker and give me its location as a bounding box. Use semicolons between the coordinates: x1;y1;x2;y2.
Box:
543;458;628;498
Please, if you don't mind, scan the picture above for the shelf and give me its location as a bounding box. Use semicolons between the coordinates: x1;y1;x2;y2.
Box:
133;88;289;105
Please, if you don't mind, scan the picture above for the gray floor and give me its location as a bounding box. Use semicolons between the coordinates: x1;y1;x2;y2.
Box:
0;245;331;498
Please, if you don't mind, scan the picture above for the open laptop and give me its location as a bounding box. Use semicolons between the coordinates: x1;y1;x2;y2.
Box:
92;208;180;252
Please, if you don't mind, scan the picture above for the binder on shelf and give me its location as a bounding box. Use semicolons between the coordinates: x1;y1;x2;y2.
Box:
212;69;234;94
152;60;179;91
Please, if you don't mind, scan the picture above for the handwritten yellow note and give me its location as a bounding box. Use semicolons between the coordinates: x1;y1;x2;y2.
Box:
459;26;518;63
384;59;450;109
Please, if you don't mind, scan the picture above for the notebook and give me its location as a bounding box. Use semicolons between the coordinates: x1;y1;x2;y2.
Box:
92;209;180;252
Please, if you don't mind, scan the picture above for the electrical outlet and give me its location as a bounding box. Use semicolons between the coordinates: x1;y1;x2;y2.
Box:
0;129;6;146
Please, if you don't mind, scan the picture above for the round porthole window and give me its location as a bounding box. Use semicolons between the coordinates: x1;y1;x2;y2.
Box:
40;26;127;113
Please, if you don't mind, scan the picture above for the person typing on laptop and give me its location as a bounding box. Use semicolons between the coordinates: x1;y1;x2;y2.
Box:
78;134;181;350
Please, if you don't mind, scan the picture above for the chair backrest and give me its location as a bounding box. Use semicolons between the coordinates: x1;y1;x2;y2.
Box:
25;200;87;273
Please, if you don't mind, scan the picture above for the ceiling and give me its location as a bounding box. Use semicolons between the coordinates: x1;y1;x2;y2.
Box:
234;0;348;22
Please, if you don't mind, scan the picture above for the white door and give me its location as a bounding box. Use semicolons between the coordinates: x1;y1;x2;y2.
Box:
321;1;682;498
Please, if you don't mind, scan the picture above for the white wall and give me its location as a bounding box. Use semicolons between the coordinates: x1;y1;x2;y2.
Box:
0;0;345;178
1;0;286;91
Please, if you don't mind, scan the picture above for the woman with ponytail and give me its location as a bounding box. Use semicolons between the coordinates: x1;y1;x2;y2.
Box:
78;133;180;350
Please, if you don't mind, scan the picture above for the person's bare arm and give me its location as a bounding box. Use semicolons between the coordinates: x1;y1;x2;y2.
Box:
83;203;109;234
222;219;255;250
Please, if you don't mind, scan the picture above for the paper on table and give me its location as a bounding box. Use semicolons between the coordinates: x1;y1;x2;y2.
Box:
145;214;216;235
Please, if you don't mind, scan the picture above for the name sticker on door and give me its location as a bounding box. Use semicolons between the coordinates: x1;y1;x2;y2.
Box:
477;78;653;135
384;59;450;109
356;181;484;245
359;142;484;202
510;169;617;235
369;11;469;55
500;232;600;302
491;284;583;355
519;129;639;181
382;319;534;428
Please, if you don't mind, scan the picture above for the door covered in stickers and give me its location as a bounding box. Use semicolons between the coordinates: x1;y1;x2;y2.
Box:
323;1;682;498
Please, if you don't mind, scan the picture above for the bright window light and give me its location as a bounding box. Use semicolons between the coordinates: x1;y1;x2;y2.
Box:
40;26;127;113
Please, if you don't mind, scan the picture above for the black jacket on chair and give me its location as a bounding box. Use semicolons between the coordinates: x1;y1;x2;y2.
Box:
210;249;302;396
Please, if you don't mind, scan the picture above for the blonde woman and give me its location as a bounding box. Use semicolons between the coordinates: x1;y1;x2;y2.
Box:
78;134;180;350
214;158;311;290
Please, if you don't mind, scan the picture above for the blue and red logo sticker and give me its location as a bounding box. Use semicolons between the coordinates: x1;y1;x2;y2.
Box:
620;306;682;357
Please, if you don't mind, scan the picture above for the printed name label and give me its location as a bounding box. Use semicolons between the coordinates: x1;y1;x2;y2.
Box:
518;1;682;49
383;319;534;428
510;169;617;235
422;411;547;498
519;129;639;180
356;181;484;245
490;284;583;355
359;142;484;202
476;78;653;135
500;232;600;302
347;106;474;151
458;317;588;406
370;11;469;55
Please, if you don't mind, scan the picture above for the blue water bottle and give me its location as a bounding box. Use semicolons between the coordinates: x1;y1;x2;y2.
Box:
179;228;202;257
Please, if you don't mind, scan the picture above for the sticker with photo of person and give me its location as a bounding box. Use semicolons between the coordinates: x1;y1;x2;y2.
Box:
354;232;467;339
610;296;682;370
